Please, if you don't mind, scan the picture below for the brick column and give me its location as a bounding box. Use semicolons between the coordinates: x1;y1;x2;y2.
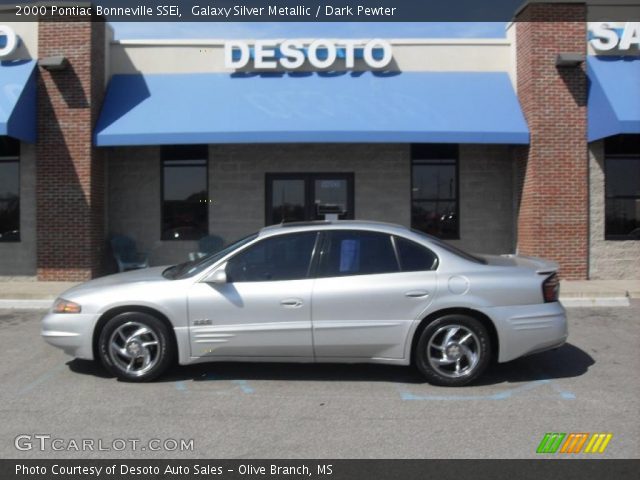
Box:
515;3;589;279
37;17;106;281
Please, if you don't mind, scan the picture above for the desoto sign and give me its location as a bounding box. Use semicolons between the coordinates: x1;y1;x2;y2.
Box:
0;25;18;57
589;22;640;51
224;39;393;70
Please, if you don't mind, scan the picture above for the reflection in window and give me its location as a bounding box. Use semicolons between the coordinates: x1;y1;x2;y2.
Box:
0;137;20;242
605;136;640;240
271;179;305;224
314;178;349;219
266;173;354;225
161;145;208;241
411;145;459;239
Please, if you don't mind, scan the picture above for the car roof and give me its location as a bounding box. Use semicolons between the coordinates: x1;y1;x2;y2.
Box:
259;220;411;237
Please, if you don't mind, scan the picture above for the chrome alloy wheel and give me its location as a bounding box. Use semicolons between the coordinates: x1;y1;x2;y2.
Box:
108;321;160;377
427;325;481;378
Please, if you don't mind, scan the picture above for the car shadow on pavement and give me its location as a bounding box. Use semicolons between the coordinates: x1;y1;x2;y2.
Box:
67;359;114;379
67;342;594;386
474;343;595;386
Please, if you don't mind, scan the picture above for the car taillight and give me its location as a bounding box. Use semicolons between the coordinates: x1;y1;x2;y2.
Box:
542;273;560;303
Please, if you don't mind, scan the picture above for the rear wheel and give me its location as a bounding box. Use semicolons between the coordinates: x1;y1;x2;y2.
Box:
98;312;174;382
414;314;491;387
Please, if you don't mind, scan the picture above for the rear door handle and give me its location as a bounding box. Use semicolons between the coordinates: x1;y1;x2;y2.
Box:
405;290;429;298
280;298;303;308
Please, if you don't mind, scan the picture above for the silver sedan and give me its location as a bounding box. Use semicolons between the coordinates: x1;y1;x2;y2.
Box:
42;221;567;386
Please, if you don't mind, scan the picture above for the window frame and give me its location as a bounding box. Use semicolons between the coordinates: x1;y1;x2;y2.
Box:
224;231;322;283
265;172;355;225
391;235;439;272
604;153;640;241
316;229;401;279
160;146;209;241
0;139;20;243
410;145;460;240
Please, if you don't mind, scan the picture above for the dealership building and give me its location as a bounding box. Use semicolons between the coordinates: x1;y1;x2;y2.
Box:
0;2;638;281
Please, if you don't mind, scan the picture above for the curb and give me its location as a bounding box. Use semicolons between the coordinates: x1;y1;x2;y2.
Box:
0;299;53;309
559;297;630;308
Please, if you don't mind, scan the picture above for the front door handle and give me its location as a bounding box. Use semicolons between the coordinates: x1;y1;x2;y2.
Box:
405;290;429;298
280;298;303;308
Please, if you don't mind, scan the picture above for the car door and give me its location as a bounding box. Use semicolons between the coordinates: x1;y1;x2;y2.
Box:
187;231;319;359
311;230;437;360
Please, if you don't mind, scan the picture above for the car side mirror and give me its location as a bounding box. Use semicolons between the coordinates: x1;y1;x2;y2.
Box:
204;264;227;285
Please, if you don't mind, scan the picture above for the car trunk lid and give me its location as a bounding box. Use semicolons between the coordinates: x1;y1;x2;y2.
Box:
478;254;559;274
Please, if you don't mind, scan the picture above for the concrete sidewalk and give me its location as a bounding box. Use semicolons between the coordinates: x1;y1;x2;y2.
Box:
0;278;637;309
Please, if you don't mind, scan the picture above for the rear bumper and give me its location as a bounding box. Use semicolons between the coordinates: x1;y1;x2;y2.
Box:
41;312;98;360
482;302;568;363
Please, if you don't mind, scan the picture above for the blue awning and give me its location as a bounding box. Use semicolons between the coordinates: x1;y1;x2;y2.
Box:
95;71;529;146
0;60;37;143
588;56;640;142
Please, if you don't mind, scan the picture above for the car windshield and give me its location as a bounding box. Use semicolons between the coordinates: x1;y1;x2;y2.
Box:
162;233;259;280
411;229;487;265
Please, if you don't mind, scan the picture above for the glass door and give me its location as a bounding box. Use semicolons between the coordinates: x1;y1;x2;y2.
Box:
266;173;354;225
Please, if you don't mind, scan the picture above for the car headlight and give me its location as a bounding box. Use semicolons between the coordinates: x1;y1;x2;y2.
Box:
52;298;82;314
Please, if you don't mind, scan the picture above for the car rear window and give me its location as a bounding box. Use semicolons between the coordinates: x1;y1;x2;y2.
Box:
411;229;486;265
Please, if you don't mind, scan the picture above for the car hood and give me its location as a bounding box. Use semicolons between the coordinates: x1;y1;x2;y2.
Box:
59;266;171;298
480;254;559;273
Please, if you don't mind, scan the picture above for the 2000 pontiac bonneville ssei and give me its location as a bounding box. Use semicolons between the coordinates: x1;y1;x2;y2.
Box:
42;221;567;386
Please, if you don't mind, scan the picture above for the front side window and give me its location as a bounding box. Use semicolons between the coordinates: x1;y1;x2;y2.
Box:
411;145;459;239
318;230;399;277
0;137;20;242
605;136;640;240
226;232;318;282
161;145;208;240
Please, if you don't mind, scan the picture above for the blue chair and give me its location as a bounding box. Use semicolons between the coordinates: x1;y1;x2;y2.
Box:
189;235;224;261
110;235;149;272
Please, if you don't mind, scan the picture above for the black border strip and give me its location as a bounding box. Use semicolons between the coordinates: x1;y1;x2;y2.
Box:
0;0;638;22
3;459;640;480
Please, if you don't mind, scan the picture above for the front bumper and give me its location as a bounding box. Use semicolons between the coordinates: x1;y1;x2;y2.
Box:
482;302;568;363
41;312;99;360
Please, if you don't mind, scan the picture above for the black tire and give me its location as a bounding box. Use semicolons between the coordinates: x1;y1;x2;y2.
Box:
414;314;491;387
98;312;174;382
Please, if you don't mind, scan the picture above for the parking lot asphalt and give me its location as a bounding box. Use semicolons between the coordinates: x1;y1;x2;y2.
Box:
0;302;638;459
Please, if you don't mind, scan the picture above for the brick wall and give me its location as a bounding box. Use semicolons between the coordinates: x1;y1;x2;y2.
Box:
105;144;516;266
588;141;640;279
458;145;515;255
515;3;589;279
106;146;199;269
208;144;411;243
36;17;106;281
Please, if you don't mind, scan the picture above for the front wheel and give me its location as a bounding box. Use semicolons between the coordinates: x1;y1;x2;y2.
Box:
414;314;491;387
98;312;174;382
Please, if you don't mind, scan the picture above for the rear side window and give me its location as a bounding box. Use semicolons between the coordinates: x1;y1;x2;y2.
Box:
394;236;438;271
226;232;317;282
319;231;399;277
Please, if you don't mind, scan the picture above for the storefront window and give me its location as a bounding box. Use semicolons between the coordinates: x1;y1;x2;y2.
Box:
605;135;640;240
161;145;208;241
0;137;20;242
266;173;354;225
411;145;459;239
